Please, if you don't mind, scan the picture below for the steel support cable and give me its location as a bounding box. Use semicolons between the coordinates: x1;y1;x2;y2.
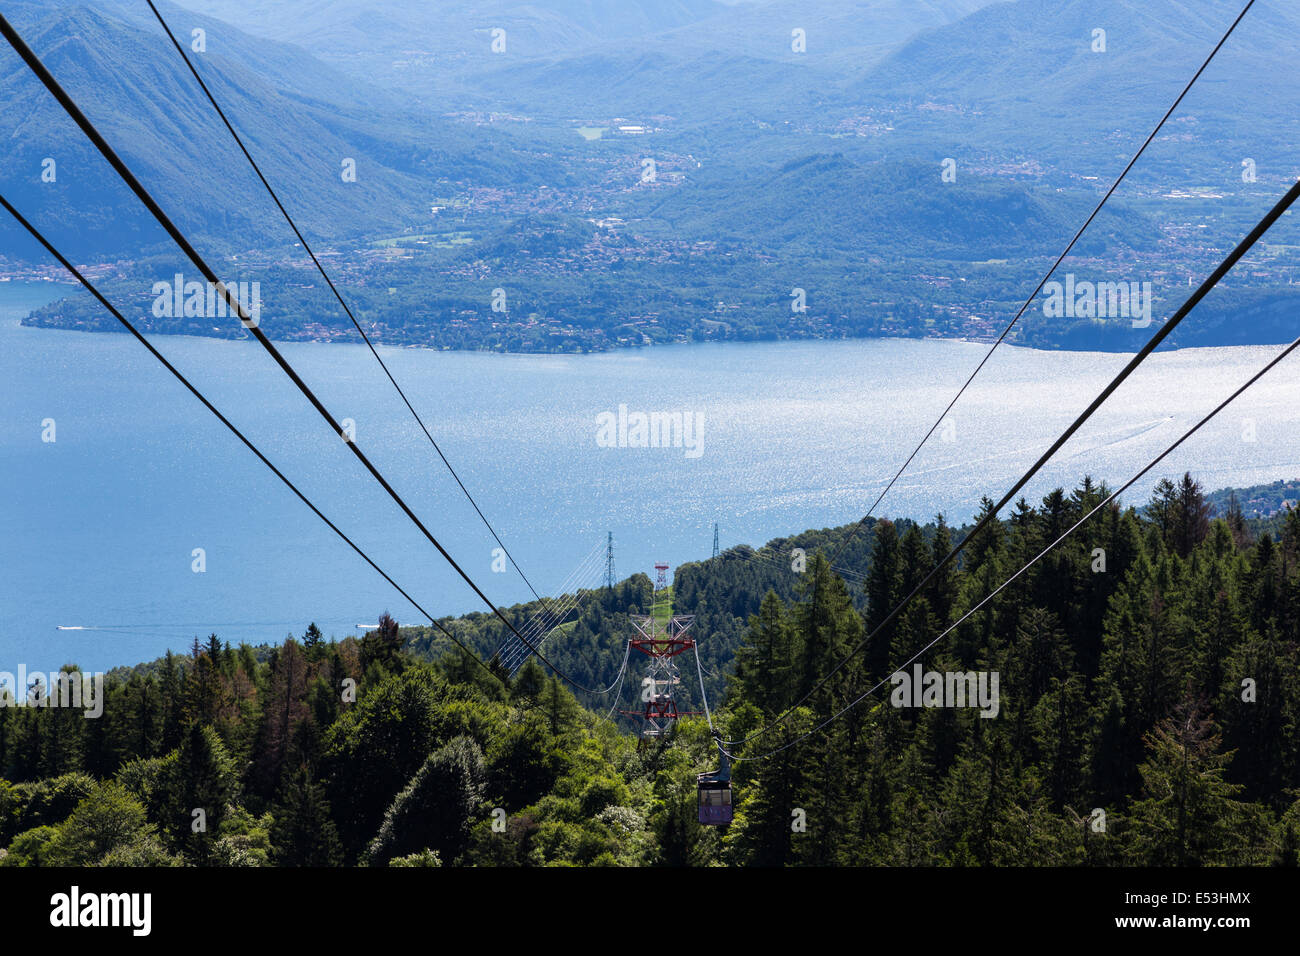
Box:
502;576;598;670
0;193;502;687
143;0;543;604
743;545;867;582
501;553;620;684
725;175;1300;748
602;641;634;723
500;543;617;683
727;320;1300;762
503;571;603;670
714;0;1256;597
504;541;607;654
692;638;716;733
0;14;603;695
508;618;627;694
605;0;1250;617
505;585;628;685
580;630;634;697
502;566;592;664
821;0;1258;575
500;540;607;665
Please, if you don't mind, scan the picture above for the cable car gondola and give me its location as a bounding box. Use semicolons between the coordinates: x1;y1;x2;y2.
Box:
698;737;732;826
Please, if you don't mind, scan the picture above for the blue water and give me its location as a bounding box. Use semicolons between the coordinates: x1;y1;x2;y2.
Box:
3;280;1298;673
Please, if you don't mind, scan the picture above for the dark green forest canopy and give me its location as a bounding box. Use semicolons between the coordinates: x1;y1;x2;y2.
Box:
3;474;1298;866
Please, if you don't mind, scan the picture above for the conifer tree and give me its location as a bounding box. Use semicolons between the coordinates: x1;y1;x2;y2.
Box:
270;766;343;866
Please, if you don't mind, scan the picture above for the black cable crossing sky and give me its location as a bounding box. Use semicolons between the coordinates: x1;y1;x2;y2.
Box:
0;192;503;687
727;173;1300;749
0;13;605;696
724;0;1263;743
730;303;1300;762
822;0;1258;573
143;0;544;606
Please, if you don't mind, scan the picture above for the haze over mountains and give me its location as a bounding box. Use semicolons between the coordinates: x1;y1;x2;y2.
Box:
173;0;995;93
847;0;1300;174
162;1;1004;128
165;0;1300;163
0;0;550;258
2;0;1297;350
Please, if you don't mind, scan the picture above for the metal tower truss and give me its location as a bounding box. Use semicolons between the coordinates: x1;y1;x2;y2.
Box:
605;532;615;590
620;608;699;739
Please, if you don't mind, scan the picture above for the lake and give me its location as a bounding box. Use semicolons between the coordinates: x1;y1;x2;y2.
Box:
2;280;1297;673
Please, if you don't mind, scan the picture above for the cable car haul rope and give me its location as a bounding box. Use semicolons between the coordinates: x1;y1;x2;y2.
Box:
0;0;1284;835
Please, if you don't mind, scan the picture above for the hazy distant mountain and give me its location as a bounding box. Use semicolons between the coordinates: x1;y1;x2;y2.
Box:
169;0;731;68
0;1;547;259
638;153;1161;260
660;0;998;61
845;0;1300;173
169;0;1003;116
856;0;1298;102
5;0;1297;355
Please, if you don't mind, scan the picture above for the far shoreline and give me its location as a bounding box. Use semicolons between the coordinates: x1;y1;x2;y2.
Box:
3;279;1292;359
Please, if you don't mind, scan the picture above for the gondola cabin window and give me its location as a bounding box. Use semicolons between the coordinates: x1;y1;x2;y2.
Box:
698;780;733;825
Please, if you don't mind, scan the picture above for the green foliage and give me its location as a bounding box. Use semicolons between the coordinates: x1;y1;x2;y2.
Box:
5;474;1298;867
46;781;163;866
153;724;240;862
321;667;447;854
389;849;442;867
213;805;275;868
364;736;487;866
719;474;1300;866
0;772;96;845
1125;701;1268;865
269;769;341;867
0;825;59;867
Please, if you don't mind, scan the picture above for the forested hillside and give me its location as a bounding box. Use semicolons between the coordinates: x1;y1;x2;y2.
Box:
2;475;1297;866
11;0;1300;355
